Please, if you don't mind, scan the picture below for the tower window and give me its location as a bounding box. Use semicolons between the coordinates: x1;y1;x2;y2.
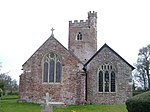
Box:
76;32;82;40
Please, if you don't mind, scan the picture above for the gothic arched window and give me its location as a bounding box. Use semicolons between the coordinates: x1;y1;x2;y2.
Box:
99;71;103;92
98;64;116;92
42;52;62;83
56;62;61;82
49;60;55;82
105;71;109;92
76;32;82;40
43;62;48;82
111;71;116;92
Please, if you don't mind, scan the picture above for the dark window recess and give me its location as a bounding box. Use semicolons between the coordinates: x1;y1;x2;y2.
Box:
77;32;82;40
56;62;61;82
49;60;55;82
105;71;109;92
111;71;116;92
99;71;103;92
43;62;48;82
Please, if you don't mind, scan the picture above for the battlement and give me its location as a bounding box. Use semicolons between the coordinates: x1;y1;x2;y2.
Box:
69;20;88;27
88;11;97;18
69;11;97;27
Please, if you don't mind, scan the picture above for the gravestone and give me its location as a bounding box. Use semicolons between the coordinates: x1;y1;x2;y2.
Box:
41;92;53;112
41;92;65;112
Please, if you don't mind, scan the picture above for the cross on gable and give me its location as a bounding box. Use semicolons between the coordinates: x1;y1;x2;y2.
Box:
51;28;55;35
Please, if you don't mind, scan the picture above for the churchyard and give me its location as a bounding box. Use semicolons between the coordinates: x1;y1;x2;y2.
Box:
0;95;128;112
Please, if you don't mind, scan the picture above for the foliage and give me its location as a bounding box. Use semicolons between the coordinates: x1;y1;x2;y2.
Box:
126;91;150;112
0;99;128;112
133;90;149;96
134;44;150;89
0;73;19;94
0;62;19;94
0;88;3;97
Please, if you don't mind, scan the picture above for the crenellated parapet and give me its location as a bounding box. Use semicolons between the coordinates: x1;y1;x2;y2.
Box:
69;20;89;27
88;11;97;18
69;11;97;28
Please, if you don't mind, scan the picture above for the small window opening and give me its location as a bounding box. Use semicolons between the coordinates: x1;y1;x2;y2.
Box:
77;32;82;40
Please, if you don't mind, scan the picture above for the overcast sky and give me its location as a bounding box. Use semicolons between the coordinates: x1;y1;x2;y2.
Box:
0;0;150;82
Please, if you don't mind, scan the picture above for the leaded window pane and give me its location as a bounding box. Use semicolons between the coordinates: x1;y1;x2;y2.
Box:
111;71;115;92
99;71;103;92
105;71;109;92
56;62;61;82
43;62;48;82
49;60;55;82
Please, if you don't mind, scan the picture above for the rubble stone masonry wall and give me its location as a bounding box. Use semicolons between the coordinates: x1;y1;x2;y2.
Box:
19;36;85;104
87;47;132;104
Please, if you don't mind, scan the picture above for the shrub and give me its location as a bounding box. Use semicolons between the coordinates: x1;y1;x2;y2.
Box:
133;90;149;96
126;91;150;112
8;91;18;95
0;88;3;97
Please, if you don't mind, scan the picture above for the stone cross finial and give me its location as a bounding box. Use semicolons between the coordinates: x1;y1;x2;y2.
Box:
51;28;54;35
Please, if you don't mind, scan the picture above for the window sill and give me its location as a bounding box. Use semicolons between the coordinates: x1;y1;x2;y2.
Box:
42;82;61;85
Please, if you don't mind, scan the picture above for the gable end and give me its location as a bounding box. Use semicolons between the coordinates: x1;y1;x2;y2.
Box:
84;43;135;70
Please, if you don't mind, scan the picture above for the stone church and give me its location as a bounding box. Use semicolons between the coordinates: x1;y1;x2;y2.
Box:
19;11;134;104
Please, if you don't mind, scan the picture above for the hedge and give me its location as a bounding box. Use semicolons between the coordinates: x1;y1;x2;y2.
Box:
126;91;150;112
133;90;149;96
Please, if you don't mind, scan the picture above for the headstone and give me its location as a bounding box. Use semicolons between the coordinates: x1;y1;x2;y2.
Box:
41;92;53;112
41;92;65;112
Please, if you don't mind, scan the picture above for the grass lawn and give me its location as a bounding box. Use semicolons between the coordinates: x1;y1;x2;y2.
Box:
0;96;128;112
55;104;128;112
0;99;40;112
1;95;18;99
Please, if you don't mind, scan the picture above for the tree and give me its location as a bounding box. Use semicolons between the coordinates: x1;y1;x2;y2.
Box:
0;63;18;94
134;44;150;90
0;88;3;97
10;79;18;92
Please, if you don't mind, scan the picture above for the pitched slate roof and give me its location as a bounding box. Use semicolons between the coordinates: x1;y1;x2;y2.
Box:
84;43;135;70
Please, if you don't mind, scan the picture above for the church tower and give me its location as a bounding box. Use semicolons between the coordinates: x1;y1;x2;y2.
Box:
68;11;97;63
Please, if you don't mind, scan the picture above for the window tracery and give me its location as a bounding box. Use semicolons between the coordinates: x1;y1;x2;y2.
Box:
42;52;61;83
98;64;116;92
